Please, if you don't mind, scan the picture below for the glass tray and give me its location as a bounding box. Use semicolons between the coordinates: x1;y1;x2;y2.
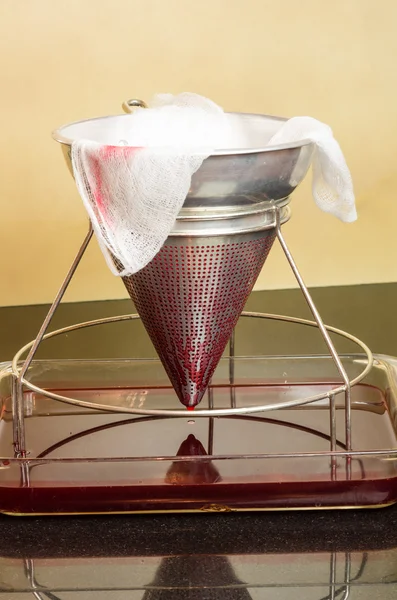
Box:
1;354;397;515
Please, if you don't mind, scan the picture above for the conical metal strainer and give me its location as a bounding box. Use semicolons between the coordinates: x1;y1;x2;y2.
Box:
122;230;276;408
53;104;314;409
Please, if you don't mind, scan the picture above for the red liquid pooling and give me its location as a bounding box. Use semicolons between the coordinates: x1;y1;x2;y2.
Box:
1;478;397;515
1;385;396;515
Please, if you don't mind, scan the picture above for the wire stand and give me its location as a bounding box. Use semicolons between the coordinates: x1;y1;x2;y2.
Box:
10;209;374;486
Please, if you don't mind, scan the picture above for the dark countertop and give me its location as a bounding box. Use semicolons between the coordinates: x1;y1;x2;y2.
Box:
1;283;397;598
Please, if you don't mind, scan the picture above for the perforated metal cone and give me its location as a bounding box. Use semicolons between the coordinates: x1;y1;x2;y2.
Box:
122;230;276;409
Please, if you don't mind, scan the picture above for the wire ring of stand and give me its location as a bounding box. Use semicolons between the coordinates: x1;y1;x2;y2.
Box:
11;312;373;417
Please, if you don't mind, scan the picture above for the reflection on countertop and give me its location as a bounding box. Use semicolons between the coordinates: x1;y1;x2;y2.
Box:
1;509;397;598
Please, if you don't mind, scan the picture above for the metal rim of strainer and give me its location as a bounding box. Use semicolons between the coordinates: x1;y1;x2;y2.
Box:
11;312;374;418
52;98;314;156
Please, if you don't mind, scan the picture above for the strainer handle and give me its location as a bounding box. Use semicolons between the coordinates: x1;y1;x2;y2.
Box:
122;99;148;113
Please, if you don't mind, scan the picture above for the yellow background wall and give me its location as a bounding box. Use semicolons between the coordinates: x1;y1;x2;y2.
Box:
1;0;396;306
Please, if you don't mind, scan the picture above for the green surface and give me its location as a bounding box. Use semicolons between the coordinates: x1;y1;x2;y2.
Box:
0;283;396;362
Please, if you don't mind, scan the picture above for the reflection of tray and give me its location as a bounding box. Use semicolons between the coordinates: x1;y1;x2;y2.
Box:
2;550;396;598
1;355;397;515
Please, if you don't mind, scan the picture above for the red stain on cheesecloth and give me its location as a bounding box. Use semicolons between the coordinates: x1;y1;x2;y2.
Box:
89;145;142;223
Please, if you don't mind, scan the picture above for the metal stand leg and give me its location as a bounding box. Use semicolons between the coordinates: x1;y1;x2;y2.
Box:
208;328;236;454
275;209;352;457
329;552;337;600
13;224;93;457
329;553;351;600
24;557;62;600
208;383;214;455
342;553;351;600
329;394;337;480
229;329;236;408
